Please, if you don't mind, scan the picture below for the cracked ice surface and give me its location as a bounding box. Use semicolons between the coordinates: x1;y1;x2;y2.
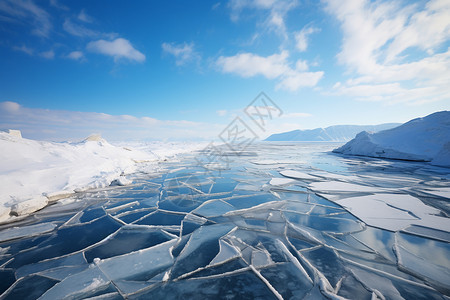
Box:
0;142;449;299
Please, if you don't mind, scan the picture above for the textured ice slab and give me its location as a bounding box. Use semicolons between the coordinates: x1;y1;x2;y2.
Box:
309;181;389;193
169;224;235;279
0;222;56;242
39;266;112;300
336;194;449;232
269;178;298;186
279;170;319;180
209;239;241;266
15;252;88;279
422;187;450;199
97;238;177;281
394;243;450;293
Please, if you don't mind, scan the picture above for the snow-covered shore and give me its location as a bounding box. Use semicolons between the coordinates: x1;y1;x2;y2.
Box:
333;111;450;167
0;132;205;223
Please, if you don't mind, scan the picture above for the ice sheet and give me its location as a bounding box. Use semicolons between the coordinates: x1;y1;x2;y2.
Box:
0;142;449;299
97;239;178;281
336;194;449;232
38;266;111;300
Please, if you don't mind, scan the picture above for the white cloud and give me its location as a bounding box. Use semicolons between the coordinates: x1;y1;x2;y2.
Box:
13;45;34;55
385;0;450;63
40;50;55;59
324;0;450;105
63;16;117;40
217;50;323;91
217;51;290;78
0;101;222;141
161;42;199;66
49;0;69;11
294;26;320;52
87;38;146;63
276;70;324;91
0;0;51;37
78;10;93;23
67;51;84;60
0;101;21;113
331;82;449;105
295;59;308;71
63;18;99;37
268;12;286;37
228;0;273;20
228;0;298;39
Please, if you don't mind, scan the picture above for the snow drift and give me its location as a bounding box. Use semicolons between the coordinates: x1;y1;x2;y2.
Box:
333;111;450;167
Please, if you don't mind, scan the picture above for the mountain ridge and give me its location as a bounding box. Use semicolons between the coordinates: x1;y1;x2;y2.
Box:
265;123;400;142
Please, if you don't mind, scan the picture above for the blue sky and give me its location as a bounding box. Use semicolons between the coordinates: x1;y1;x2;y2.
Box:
0;0;449;141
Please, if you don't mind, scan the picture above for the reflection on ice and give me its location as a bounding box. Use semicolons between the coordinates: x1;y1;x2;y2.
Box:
0;142;449;299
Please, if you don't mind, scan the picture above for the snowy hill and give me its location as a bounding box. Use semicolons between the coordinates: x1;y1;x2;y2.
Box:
0;132;205;223
265;123;399;142
333;111;450;167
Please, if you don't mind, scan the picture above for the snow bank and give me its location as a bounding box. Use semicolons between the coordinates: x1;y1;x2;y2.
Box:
333;111;450;167
0;133;204;223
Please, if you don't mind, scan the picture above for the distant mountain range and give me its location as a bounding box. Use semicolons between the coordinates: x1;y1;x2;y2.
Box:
265;123;400;142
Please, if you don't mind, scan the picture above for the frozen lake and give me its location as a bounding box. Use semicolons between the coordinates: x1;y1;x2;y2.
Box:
0;142;449;299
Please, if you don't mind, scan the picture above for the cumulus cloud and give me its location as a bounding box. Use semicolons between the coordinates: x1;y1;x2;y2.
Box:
0;101;221;141
324;0;450;105
67;51;84;60
161;42;199;66
0;101;21;113
276;70;324;91
294;26;320;52
217;51;323;91
217;51;290;78
87;38;146;63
